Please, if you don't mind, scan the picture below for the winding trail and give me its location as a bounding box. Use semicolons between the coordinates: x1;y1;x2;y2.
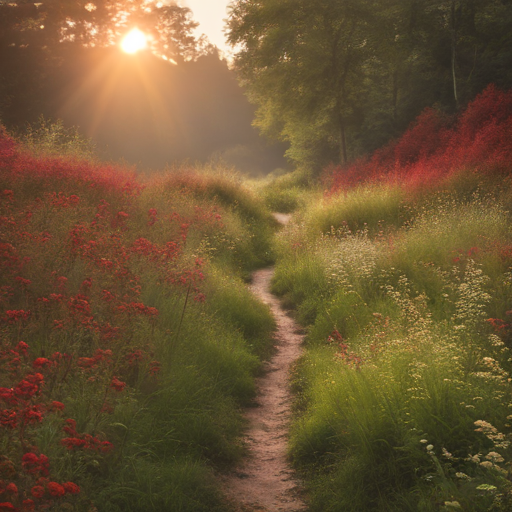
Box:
221;213;307;512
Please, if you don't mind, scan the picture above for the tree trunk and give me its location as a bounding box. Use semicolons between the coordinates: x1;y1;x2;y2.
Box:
451;0;459;109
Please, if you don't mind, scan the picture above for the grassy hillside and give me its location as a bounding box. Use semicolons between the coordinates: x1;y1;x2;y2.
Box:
270;86;512;511
0;129;277;511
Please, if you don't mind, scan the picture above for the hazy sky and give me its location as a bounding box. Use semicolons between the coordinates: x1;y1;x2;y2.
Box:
181;0;233;56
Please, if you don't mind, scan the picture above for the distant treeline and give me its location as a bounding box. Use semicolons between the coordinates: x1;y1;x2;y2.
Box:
0;0;287;174
228;0;512;171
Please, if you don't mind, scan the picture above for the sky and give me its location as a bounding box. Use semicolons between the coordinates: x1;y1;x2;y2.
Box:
181;0;233;57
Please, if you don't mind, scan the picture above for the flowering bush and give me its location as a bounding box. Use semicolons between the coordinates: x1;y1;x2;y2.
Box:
325;84;512;194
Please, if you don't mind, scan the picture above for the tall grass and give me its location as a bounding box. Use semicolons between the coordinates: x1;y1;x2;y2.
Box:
0;127;276;511
275;144;512;509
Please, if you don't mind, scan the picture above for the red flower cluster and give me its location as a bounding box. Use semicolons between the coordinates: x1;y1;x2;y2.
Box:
486;318;509;332
48;192;80;209
77;348;113;369
116;302;159;318
110;376;126;392
22;453;49;476
326;84;512;194
61;419;113;453
328;330;364;370
3;310;31;325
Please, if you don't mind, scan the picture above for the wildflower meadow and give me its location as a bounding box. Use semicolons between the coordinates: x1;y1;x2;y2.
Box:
2;83;512;512
270;86;512;511
0;128;276;511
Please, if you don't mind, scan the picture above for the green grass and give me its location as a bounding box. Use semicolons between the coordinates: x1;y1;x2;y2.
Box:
0;127;279;512
304;184;407;235
273;176;512;511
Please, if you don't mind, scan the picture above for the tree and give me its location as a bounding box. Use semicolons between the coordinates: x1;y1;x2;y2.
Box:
227;0;379;169
227;0;512;172
0;0;208;60
0;0;213;127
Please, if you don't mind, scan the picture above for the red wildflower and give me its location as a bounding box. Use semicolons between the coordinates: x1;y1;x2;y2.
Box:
50;401;65;412
14;373;43;399
81;277;93;290
30;485;45;499
100;441;113;453
0;388;17;406
486;318;509;332
47;482;65;497
15;277;31;287
62;482;80;494
22;453;49;476
32;358;51;369
17;342;28;356
0;410;17;429
5;484;17;495
61;437;86;450
53;320;65;330
126;350;143;365
0;503;16;511
63;418;77;436
101;290;115;302
22;405;43;425
194;293;206;303
149;361;161;376
77;357;96;369
110;377;126;392
4;310;31;324
21;499;34;511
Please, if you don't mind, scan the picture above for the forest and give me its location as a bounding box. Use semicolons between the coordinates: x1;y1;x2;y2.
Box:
1;1;512;511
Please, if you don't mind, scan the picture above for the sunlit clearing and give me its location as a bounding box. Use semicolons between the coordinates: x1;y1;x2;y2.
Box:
121;28;147;54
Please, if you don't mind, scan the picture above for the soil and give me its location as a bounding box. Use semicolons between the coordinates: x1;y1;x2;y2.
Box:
220;213;308;512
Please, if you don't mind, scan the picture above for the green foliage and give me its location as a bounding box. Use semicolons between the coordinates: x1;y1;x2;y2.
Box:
18;116;97;159
204;266;275;359
278;176;512;511
228;0;512;170
97;457;226;512
256;168;317;213
305;184;407;235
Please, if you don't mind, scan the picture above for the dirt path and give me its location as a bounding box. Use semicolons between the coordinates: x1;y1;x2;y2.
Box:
221;230;308;511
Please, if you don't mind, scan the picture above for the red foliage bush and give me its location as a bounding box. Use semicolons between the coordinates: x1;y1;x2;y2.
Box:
326;84;512;194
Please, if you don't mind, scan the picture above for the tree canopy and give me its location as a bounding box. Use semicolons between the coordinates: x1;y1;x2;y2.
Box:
0;0;211;128
0;0;209;61
0;1;288;173
227;0;512;171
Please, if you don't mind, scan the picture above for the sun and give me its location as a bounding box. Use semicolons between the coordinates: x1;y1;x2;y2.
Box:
121;28;148;54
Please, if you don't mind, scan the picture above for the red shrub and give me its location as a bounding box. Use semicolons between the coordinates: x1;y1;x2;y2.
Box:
326;84;512;194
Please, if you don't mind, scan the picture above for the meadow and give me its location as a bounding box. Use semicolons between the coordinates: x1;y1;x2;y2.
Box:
0;126;277;511
2;83;512;512
269;85;512;511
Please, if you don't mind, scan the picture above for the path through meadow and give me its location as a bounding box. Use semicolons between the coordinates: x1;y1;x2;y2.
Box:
221;214;308;512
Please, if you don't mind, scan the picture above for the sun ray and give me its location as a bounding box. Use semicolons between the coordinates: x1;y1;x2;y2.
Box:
121;28;147;54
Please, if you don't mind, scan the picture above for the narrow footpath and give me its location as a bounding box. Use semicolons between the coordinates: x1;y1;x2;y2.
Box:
221;214;308;512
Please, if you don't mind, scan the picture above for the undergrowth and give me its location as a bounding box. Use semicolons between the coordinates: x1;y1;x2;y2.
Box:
0;127;276;511
273;85;512;511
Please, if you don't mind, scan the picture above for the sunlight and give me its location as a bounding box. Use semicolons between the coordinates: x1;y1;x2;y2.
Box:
121;28;147;54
